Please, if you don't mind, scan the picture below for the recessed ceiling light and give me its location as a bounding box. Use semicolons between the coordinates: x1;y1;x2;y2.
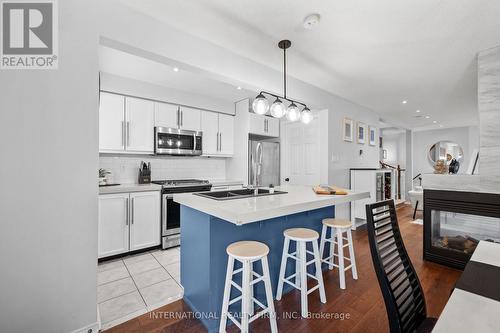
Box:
172;67;179;72
303;13;321;30
425;115;430;119
416;109;421;113
433;120;437;124
439;124;444;128
236;86;242;90
402;100;408;104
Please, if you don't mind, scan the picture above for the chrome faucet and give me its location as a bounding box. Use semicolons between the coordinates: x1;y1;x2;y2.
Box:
249;142;263;195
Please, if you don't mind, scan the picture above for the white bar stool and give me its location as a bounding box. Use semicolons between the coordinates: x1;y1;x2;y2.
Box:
219;241;278;333
319;218;358;289
276;228;326;318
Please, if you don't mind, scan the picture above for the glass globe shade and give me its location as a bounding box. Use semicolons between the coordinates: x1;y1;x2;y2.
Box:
286;103;300;122
270;98;286;118
300;108;313;124
252;94;269;115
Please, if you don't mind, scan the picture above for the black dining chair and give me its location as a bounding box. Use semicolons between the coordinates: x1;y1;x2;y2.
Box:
366;200;436;333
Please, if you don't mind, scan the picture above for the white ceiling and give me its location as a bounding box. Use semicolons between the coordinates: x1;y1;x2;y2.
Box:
117;0;500;129
99;45;253;102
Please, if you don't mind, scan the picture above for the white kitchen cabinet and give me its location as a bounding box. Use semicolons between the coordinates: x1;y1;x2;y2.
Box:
129;191;161;251
98;193;129;258
218;113;234;155
179;106;201;131
249;112;279;137
98;191;161;259
201;111;234;156
154;102;178;128
201;111;219;155
99;92;125;152
125;97;155;153
266;117;280;137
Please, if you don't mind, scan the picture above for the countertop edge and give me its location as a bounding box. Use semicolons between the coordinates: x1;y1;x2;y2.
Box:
99;183;162;194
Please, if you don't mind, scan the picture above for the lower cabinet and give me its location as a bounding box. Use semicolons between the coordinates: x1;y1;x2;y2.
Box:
98;191;160;259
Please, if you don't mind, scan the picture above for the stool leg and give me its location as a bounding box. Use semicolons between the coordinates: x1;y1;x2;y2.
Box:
241;260;251;333
299;241;308;318
319;224;327;266
261;256;278;333
312;240;326;303
295;241;301;288
276;237;290;300
248;261;254;316
219;256;234;333
329;227;336;270
337;228;346;289
347;228;358;280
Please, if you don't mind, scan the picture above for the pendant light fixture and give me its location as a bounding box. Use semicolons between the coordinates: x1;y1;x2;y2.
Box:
252;40;311;124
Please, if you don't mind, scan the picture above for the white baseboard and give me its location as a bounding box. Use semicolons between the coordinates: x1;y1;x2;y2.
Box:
67;322;99;333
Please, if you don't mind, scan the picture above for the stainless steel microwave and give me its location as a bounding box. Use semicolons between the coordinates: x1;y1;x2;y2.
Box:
154;127;202;156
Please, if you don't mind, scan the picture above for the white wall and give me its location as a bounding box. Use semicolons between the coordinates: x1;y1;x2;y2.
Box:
382;131;406;167
413;126;479;177
100;155;226;183
100;72;235;114
0;1;99;333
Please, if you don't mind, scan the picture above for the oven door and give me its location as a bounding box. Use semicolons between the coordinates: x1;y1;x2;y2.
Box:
162;194;180;236
155;127;202;155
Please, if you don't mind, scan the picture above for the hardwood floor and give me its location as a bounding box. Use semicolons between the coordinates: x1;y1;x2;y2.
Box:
104;205;461;333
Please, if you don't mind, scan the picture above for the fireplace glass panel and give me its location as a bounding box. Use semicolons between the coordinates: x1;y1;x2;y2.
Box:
431;210;500;255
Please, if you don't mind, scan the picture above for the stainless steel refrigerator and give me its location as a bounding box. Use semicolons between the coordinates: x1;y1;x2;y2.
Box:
248;139;280;187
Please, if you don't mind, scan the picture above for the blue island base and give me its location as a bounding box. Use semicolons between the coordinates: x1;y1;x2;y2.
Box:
180;205;335;332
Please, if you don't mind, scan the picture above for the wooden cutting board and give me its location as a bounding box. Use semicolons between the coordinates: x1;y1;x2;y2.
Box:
312;185;348;195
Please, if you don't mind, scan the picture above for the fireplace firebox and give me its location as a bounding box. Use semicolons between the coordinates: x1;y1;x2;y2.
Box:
424;189;500;269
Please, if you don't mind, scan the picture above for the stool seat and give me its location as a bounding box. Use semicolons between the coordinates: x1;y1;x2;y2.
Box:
322;218;352;228
284;228;319;241
226;241;269;260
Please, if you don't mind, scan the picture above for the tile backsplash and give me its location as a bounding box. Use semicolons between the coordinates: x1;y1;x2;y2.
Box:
99;155;226;184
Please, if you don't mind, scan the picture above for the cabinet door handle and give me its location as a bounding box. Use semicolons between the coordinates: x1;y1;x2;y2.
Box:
121;121;125;147
216;132;219;152
177;107;180;127
125;197;129;225
131;197;134;224
126;122;130;146
219;132;222;152
180;111;183;127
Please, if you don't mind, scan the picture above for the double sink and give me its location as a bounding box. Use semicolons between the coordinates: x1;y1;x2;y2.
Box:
195;188;287;201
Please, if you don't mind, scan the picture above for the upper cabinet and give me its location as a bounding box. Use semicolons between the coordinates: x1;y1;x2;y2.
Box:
99;92;154;154
154;102;178;129
249;112;280;137
179;106;201;131
99;92;125;152
125;97;154;153
154;103;200;131
201;111;234;156
99;92;232;156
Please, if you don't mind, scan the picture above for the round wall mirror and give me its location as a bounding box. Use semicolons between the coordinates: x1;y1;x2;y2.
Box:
428;141;464;166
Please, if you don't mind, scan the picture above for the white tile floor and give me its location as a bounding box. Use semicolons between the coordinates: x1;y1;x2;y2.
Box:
97;247;182;330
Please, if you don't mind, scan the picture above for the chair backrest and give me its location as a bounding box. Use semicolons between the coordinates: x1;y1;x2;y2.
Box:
366;200;427;333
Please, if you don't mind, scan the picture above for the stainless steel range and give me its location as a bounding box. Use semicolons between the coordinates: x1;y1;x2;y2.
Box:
152;179;212;249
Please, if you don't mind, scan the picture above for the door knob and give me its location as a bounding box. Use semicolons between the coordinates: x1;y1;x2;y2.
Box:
285;178;290;182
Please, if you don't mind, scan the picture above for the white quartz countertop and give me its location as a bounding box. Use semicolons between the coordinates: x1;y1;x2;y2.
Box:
173;184;370;225
99;183;162;194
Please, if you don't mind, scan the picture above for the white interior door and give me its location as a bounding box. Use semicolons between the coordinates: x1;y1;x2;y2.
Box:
282;113;321;186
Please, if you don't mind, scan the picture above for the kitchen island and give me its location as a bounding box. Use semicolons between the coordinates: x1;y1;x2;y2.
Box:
174;185;370;332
